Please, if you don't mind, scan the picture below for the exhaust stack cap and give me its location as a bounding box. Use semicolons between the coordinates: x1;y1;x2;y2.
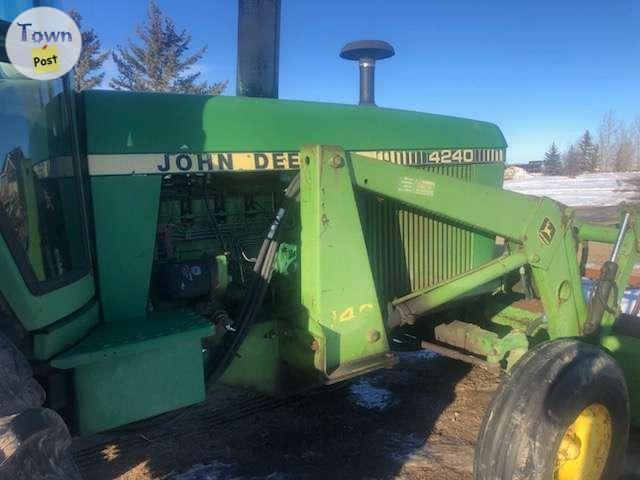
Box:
340;40;395;106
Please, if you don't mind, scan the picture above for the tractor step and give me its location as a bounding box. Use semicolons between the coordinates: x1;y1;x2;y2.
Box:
51;309;213;435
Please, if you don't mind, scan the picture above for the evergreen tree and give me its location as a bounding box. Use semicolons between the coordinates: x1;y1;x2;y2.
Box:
577;130;598;172
69;10;110;91
110;0;227;94
543;142;562;175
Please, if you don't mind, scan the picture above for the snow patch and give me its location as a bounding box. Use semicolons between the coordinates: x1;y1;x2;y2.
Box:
349;378;397;411
400;350;439;361
504;171;640;206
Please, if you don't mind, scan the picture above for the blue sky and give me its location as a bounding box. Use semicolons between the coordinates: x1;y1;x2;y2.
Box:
59;0;640;163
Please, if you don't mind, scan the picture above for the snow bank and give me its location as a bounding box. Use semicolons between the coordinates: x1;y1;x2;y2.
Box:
504;171;640;207
503;166;531;181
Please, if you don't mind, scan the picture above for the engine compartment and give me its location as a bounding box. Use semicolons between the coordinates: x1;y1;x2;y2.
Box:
151;171;300;343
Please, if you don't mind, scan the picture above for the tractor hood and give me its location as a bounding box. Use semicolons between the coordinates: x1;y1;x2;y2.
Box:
82;90;507;157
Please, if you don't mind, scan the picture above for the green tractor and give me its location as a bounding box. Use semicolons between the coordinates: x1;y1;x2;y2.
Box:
0;1;637;479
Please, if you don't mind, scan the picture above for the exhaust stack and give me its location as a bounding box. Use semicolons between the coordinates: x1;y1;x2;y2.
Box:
236;0;281;98
340;40;395;106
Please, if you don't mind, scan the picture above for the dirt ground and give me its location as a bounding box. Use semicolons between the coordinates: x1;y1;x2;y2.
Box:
72;353;498;480
72;351;640;480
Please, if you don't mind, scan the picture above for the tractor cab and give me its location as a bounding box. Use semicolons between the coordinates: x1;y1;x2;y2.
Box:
0;10;95;356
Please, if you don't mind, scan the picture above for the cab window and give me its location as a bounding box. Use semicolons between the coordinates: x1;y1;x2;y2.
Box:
0;25;88;291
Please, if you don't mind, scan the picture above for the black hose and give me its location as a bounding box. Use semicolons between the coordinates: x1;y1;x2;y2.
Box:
205;174;300;383
596;278;619;315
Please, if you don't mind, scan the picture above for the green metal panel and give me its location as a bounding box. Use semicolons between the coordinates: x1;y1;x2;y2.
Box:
299;145;391;377
51;309;212;369
82;91;506;155
71;339;205;434
575;222;620;244
0;234;94;331
469;162;506;265
358;162;504;303
33;300;100;360
220;320;280;395
90;175;161;322
51;309;212;434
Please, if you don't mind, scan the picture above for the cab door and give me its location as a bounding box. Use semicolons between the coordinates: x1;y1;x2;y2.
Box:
0;17;96;357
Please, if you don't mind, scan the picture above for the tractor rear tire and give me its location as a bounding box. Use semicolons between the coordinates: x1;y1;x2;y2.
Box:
0;333;81;480
474;338;629;480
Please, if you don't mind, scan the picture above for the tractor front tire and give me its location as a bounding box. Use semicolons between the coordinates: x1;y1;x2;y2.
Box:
474;338;629;480
0;333;81;480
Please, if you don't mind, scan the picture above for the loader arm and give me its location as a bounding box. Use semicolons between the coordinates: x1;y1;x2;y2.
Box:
299;145;639;350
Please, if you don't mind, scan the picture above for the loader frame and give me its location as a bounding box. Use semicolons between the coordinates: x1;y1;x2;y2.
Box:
299;145;640;418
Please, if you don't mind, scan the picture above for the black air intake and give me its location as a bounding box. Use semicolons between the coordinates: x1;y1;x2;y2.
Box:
340;40;395;106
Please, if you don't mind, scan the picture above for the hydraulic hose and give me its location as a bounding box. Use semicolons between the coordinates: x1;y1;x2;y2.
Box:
204;173;300;383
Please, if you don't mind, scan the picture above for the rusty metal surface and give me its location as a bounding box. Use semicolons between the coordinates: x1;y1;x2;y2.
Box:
420;341;499;372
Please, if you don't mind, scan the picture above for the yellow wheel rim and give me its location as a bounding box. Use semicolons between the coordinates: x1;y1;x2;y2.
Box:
554;403;612;480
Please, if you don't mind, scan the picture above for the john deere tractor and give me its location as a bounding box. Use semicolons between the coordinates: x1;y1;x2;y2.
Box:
0;1;638;479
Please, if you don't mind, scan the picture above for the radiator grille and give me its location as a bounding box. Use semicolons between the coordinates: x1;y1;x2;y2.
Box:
354;148;505;165
358;162;500;303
